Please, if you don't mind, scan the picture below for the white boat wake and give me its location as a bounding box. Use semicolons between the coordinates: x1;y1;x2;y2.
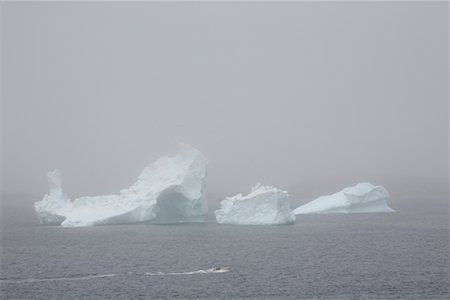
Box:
145;267;231;276
1;267;231;283
0;274;117;283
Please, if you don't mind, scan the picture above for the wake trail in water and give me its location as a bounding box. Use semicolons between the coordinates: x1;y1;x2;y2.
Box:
1;267;231;283
145;267;231;276
0;274;117;283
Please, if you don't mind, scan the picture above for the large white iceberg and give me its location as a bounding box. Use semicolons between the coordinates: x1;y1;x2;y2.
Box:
293;182;395;214
34;144;208;227
215;184;295;225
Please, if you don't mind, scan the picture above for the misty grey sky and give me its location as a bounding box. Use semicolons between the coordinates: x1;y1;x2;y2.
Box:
2;2;449;206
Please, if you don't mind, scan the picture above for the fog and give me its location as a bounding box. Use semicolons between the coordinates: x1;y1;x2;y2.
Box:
1;2;448;219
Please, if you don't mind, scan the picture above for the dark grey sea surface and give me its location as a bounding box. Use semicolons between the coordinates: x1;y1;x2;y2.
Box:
1;203;449;299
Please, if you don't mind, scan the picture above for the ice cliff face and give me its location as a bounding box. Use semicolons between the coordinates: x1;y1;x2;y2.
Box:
34;144;208;227
215;184;296;225
293;182;395;214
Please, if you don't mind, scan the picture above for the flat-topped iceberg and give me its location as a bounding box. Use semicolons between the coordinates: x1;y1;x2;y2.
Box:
293;182;395;214
215;184;295;225
34;144;208;227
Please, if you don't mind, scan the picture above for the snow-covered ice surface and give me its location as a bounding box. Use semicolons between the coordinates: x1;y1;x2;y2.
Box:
215;184;295;225
293;182;395;214
33;144;208;227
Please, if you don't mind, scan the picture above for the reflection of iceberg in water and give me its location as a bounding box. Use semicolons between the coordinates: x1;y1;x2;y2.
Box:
33;144;208;227
293;182;395;214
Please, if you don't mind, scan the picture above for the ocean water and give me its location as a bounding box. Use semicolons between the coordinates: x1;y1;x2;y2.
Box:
1;208;449;299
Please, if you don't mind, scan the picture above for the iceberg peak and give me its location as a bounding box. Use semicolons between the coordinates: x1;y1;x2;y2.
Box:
33;169;71;225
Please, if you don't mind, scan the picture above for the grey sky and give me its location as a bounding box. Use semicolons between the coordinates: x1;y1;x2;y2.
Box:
2;2;448;208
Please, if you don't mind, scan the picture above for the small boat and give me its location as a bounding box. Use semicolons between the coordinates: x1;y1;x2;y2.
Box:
211;266;231;273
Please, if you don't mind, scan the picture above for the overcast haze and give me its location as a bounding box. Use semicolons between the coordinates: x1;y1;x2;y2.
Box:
1;2;448;214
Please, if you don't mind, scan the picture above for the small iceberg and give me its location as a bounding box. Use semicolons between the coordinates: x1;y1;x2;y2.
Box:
293;182;395;214
215;184;295;225
33;144;208;227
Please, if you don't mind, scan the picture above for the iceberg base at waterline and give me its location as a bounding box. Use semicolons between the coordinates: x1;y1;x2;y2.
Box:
33;144;208;227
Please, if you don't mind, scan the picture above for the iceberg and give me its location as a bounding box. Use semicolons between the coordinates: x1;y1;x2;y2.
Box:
34;144;208;227
293;182;395;214
215;184;295;225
